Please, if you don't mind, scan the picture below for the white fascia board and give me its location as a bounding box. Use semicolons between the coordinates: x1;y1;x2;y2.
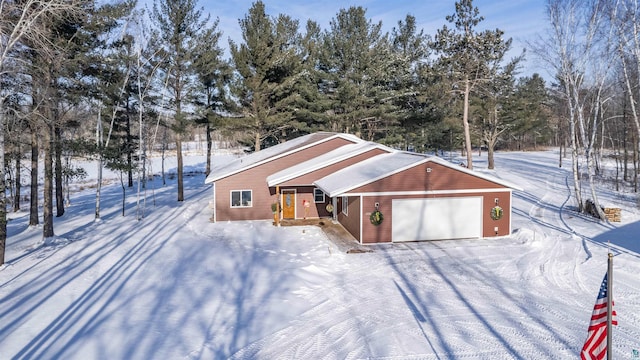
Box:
335;188;514;197
266;142;388;187
315;154;429;198
425;156;524;191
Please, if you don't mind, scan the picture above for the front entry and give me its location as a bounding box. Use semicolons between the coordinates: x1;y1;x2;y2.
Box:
282;190;296;219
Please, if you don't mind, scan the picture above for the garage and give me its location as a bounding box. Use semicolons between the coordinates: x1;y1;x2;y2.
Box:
391;197;483;242
314;151;520;244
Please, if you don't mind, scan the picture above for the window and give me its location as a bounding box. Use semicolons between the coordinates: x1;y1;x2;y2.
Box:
314;188;325;203
231;190;252;207
341;196;348;215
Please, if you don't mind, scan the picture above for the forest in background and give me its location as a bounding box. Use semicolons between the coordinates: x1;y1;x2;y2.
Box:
1;0;640;265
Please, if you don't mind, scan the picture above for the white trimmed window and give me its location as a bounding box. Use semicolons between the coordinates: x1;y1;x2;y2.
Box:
314;188;325;203
231;190;252;207
341;196;348;215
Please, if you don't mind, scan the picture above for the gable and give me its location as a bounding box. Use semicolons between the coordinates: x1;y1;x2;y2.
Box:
205;132;362;184
215;136;358;185
279;148;390;187
314;151;519;197
347;161;509;194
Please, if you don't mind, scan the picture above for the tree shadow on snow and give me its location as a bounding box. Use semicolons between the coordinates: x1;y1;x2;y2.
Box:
1;171;292;359
591;220;640;258
381;242;579;358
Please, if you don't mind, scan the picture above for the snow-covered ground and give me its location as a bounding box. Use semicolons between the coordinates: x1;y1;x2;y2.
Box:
1;149;639;359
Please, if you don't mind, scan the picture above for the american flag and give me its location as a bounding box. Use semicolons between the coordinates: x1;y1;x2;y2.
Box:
580;273;618;360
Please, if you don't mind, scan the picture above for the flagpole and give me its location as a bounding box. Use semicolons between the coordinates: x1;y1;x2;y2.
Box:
607;252;613;360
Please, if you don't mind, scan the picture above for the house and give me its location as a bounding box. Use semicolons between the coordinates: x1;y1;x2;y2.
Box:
265;141;394;220
204;132;364;222
205;132;520;243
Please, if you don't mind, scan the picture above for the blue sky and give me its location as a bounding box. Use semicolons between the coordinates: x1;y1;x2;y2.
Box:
200;0;548;78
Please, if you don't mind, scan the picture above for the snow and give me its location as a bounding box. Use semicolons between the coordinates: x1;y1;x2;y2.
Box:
204;132;363;184
2;149;640;359
266;142;388;187
315;151;429;197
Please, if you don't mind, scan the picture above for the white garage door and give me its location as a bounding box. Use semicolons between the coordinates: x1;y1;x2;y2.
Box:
392;197;482;242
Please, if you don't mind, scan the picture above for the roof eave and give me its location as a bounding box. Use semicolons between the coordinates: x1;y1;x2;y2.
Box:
208;133;363;185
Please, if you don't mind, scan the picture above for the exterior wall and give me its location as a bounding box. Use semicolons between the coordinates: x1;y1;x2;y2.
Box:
337;196;361;242
280;148;389;186
481;191;512;237
278;186;332;219
215;137;356;221
360;195;393;244
357;191;512;244
351;161;505;194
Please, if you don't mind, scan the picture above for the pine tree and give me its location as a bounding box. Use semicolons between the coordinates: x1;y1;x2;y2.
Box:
151;0;209;201
432;0;513;169
504;74;550;151
387;14;435;151
192;20;230;175
229;1;305;150
321;6;396;140
476;53;522;169
288;20;329;135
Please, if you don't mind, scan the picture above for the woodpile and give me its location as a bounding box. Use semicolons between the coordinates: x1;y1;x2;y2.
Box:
604;207;621;222
585;199;621;222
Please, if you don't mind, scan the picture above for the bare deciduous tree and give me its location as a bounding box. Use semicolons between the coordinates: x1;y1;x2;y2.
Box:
0;0;84;265
534;0;614;219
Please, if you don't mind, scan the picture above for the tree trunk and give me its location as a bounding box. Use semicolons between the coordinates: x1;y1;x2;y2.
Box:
64;155;71;206
559;141;563;168
487;142;495;169
43;122;54;238
162;126;166;186
566;90;583;212
0;108;6;265
30;126;39;226
206;122;212;176
623;101;628;181
462;79;473;169
54;125;64;217
13;143;21;212
486;105;498;170
96;107;103;220
120;173;126;216
176;134;184;201
126;107;133;188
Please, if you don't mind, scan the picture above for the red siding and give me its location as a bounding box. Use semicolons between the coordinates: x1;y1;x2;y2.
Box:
277;186;333;219
351;161;505;193
215;137;356;221
337;196;361;242
280;148;389;186
360;196;392;243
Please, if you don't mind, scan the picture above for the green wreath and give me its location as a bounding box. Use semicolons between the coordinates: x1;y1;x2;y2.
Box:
490;206;503;220
370;210;384;225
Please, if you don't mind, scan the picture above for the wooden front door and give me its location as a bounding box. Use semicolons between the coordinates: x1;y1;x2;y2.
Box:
282;190;296;219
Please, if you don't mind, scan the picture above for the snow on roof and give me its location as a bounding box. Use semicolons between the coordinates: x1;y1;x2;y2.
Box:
204;132;363;184
266;142;393;187
314;152;428;197
314;151;522;197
